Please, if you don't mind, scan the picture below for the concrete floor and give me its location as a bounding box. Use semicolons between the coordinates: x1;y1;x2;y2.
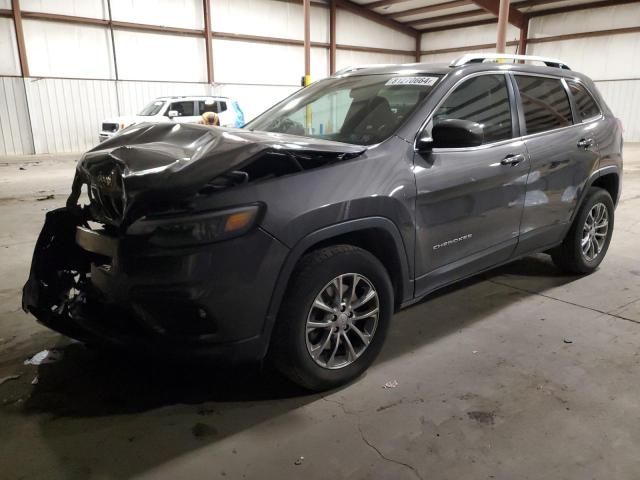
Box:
1;145;640;480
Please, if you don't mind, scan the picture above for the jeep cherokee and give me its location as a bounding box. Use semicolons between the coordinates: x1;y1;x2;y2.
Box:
23;54;623;391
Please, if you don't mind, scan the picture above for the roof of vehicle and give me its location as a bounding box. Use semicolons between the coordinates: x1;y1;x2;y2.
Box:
155;95;231;101
333;54;592;84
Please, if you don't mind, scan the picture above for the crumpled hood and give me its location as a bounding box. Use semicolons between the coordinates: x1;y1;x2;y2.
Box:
75;122;366;225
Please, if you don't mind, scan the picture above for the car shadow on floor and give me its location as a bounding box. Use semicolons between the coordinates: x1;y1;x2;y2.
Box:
10;253;580;479
375;253;581;363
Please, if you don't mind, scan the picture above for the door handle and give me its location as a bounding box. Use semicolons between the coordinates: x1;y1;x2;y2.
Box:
577;138;594;149
501;154;525;166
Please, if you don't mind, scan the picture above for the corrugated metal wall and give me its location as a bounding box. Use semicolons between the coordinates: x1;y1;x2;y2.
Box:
0;77;33;155
593;80;640;143
24;78;118;154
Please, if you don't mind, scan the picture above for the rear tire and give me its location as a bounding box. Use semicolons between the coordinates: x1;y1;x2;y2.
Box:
271;245;393;391
551;187;614;274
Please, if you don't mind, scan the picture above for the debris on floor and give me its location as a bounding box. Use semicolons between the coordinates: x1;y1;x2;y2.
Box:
24;349;63;366
383;380;399;389
0;375;20;386
563;338;573;344
467;411;496;426
31;375;39;385
294;456;305;466
36;194;55;201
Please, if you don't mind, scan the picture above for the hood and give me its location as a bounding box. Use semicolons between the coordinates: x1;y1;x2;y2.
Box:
75;122;366;226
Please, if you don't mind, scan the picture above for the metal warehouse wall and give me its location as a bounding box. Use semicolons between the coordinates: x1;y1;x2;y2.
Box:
420;4;640;142
0;0;416;155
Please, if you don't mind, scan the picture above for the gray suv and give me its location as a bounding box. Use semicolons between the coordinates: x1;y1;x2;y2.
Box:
23;54;622;391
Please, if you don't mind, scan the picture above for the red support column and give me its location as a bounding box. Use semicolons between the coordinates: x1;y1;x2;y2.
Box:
203;0;214;83
303;0;311;85
518;15;529;55
11;0;29;77
496;0;510;53
330;0;336;74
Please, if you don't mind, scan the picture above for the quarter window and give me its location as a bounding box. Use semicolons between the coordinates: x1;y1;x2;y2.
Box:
430;74;513;144
515;76;573;135
198;100;228;114
568;81;601;121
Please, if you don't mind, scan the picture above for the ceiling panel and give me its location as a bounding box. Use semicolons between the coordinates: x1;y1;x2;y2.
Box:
344;0;624;32
411;11;495;29
372;0;458;15
393;4;481;23
514;0;606;13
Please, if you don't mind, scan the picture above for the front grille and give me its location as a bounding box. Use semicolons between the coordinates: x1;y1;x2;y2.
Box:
87;163;126;225
102;122;118;133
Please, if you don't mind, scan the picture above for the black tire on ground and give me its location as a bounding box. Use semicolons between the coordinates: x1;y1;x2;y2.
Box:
550;186;614;274
271;245;394;391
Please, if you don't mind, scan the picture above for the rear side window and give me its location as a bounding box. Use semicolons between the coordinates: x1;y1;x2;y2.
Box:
431;74;512;144
198;100;228;114
568;81;601;121
515;76;573;135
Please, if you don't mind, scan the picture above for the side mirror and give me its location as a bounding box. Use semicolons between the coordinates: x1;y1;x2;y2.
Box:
432;119;484;148
415;135;434;153
167;110;179;118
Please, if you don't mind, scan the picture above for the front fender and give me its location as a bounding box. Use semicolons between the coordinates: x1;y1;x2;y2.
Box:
261;216;413;349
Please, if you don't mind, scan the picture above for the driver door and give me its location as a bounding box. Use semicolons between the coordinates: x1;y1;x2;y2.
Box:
413;72;530;296
167;101;199;124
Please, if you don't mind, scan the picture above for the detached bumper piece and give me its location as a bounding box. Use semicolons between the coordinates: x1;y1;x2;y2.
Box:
22;207;287;362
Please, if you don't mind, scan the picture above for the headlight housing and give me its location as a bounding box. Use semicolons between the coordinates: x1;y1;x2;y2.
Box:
127;204;262;247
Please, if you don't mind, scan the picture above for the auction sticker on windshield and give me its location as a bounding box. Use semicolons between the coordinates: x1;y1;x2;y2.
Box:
385;76;439;86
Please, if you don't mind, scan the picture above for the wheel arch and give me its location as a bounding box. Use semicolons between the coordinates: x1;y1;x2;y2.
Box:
571;166;620;226
591;170;620;206
262;217;413;348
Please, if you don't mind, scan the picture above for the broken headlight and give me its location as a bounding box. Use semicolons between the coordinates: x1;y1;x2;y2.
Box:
127;204;261;247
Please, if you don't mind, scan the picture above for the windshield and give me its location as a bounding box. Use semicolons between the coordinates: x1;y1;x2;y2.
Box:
247;74;441;145
138;100;166;116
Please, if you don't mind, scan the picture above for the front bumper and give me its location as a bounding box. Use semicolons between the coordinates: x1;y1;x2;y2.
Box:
22;208;289;362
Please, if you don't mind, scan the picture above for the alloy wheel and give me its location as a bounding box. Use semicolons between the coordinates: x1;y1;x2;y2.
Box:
305;273;379;369
581;202;609;261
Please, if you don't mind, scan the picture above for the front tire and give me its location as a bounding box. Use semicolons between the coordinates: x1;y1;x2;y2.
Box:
271;245;393;391
551;187;614;274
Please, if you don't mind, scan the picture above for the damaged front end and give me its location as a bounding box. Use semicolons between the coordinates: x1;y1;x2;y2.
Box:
22;207;95;342
22;123;365;357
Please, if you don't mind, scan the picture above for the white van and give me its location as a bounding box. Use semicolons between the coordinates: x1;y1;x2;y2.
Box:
99;96;245;142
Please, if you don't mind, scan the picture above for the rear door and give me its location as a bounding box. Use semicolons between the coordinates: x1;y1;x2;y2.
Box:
198;99;234;126
413;72;529;296
512;74;600;254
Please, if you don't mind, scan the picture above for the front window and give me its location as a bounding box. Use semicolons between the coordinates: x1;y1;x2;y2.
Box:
166;101;195;117
247;74;441;145
138;100;165;116
425;74;513;145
